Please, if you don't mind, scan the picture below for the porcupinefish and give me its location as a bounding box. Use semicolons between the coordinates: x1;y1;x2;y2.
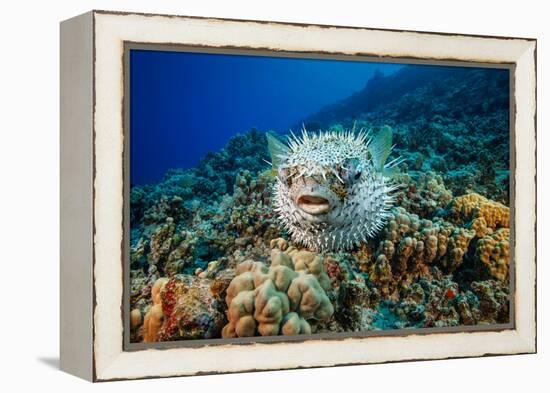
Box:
267;125;402;252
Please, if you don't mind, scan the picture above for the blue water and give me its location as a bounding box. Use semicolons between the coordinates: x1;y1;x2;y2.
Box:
130;49;403;185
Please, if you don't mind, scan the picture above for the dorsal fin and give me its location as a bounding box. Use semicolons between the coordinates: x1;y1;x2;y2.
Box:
369;126;393;171
266;131;290;170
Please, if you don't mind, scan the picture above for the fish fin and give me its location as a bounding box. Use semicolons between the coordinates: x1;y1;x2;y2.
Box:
266;131;290;170
369;125;393;172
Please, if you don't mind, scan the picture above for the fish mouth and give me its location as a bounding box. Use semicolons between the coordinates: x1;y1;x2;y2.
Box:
297;194;331;215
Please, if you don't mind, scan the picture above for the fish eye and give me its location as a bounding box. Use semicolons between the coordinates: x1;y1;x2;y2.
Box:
344;159;362;182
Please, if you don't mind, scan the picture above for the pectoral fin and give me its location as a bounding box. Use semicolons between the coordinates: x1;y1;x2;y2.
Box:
266;131;290;170
369;125;393;172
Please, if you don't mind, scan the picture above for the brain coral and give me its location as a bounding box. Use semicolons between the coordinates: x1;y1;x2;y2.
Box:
222;241;333;337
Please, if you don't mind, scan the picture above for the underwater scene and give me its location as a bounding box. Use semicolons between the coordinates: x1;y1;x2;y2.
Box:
128;49;511;343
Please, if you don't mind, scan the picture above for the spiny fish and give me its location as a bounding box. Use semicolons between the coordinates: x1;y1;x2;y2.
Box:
267;125;402;252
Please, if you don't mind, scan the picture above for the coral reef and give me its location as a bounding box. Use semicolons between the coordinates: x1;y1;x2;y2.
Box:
391;277;509;328
360;206;477;297
138;275;226;342
129;165;284;298
394;171;453;218
333;279;380;331
225;170;280;246
157;275;226;341
475;228;510;281
129;130;511;343
129;65;512;343
130;129;270;228
222;241;333;337
447;193;510;237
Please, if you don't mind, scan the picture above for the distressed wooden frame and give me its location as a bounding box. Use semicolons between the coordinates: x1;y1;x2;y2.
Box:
60;10;537;382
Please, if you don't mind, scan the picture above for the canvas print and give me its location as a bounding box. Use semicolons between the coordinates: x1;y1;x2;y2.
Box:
128;48;511;344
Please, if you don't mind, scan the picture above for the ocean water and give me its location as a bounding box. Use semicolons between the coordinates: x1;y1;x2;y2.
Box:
130;50;403;185
129;48;511;343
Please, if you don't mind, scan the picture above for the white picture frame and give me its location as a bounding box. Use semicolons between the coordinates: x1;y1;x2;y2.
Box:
60;10;536;381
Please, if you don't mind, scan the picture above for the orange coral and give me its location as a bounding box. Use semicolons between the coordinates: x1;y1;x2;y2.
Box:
142;304;164;343
448;193;509;237
439;228;476;272
475;228;510;281
142;278;168;343
130;308;142;330
376;207;473;276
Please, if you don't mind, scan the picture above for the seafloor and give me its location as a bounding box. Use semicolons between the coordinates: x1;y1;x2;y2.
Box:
129;66;511;343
